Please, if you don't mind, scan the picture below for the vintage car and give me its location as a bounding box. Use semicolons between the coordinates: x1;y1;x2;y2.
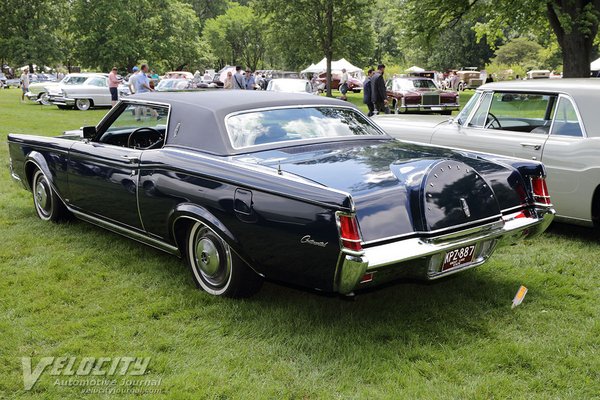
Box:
317;72;363;93
456;68;484;91
527;70;551;79
156;78;193;91
266;78;316;94
386;77;459;115
47;73;111;110
8;91;554;298
375;79;599;228
25;75;66;105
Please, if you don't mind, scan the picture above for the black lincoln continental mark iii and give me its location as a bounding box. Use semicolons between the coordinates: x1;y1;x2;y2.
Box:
8;91;555;298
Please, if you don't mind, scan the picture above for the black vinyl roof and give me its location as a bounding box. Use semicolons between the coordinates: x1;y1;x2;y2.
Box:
129;90;356;154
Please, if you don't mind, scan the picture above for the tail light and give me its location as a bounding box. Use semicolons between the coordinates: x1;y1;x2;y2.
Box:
531;176;551;205
337;213;362;253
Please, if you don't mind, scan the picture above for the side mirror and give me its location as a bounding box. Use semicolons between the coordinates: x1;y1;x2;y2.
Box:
82;126;96;139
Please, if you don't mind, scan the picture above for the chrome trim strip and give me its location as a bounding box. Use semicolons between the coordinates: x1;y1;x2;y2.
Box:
69;208;179;256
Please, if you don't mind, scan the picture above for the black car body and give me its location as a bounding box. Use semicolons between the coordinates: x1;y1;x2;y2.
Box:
8;91;554;297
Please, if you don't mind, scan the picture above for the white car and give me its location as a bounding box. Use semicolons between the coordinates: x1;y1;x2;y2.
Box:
266;78;316;94
47;73;111;110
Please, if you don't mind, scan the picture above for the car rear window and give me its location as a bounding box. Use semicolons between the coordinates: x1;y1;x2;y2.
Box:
226;107;384;149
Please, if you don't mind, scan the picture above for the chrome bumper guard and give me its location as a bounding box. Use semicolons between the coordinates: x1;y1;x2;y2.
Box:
336;207;554;294
48;95;75;106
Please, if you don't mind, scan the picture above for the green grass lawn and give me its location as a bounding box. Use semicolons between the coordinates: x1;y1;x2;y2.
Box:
1;88;599;399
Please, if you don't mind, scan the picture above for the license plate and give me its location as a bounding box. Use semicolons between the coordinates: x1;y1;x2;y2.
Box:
442;245;476;271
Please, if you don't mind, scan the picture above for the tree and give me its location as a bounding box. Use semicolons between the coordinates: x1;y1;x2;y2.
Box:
261;0;373;97
402;0;600;77
493;37;543;69
203;4;267;70
0;0;67;72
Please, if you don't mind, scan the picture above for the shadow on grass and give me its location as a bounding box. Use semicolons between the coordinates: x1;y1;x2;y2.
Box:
545;221;598;242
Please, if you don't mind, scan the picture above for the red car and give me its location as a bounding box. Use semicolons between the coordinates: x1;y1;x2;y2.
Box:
386;77;459;115
317;72;363;93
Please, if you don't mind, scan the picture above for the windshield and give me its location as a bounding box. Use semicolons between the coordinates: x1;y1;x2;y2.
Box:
394;79;437;91
268;80;311;93
226;107;384;149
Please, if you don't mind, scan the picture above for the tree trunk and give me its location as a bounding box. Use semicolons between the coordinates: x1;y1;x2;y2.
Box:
325;0;334;97
547;1;599;78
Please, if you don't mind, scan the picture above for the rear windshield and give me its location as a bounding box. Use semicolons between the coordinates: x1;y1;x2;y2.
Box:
226;107;384;149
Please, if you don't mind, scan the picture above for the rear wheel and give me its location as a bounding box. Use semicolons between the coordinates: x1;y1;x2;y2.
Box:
186;221;262;297
31;169;69;222
75;98;91;111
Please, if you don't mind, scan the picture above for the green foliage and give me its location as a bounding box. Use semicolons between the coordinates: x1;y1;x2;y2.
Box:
0;0;67;71
492;37;543;71
203;4;268;70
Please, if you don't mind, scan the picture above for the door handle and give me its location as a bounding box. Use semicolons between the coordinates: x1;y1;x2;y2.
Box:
121;155;140;163
520;143;541;150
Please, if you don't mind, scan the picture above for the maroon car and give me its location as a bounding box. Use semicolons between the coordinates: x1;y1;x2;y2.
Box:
318;72;363;93
386;77;459;115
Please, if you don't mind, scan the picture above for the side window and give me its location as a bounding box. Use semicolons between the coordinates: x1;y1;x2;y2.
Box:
456;92;480;125
485;93;556;133
468;92;493;127
88;78;107;87
97;103;169;147
551;97;584;137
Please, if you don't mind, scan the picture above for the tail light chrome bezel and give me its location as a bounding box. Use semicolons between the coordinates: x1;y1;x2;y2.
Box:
335;211;364;256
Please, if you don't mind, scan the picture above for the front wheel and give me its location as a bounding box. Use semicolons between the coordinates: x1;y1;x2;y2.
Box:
186;222;262;298
39;92;51;105
75;98;91;111
32;169;69;222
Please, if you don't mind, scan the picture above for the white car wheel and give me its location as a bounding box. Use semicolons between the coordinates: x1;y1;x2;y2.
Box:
39;93;50;106
75;98;91;111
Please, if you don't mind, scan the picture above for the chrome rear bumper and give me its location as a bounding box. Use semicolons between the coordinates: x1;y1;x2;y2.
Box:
335;207;554;294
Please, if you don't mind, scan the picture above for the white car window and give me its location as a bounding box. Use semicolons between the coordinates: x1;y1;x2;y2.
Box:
485;93;555;133
551;97;584;137
468;92;493;127
88;77;107;87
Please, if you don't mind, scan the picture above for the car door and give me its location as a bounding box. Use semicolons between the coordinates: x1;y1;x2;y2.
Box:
86;76;111;106
539;95;592;221
432;91;554;162
67;102;168;230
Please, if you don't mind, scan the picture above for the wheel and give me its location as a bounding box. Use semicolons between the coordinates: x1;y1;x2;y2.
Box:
38;92;51;105
31;169;69;222
75;98;91;111
458;83;465;91
186;222;262;297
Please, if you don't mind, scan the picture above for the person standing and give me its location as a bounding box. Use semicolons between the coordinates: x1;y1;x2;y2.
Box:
363;68;375;117
245;69;255;90
128;66;139;94
339;68;349;100
371;64;388;114
108;67;121;107
223;71;233;89
134;64;153;94
20;68;30;102
232;66;245;90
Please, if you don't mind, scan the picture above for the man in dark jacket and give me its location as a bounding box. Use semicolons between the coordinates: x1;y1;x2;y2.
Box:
371;64;388;114
363;68;375;117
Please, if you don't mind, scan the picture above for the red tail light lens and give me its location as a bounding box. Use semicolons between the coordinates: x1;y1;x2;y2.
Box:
338;214;362;252
531;176;551;205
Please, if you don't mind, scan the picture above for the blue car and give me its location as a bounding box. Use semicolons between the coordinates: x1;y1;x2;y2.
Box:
8;91;554;298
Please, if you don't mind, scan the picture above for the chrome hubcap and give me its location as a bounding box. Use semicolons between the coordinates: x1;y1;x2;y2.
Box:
35;180;49;212
195;238;220;277
191;227;232;289
77;99;90;110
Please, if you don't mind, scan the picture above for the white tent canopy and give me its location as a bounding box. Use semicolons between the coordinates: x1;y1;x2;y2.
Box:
301;58;363;74
405;66;425;73
591;57;600;71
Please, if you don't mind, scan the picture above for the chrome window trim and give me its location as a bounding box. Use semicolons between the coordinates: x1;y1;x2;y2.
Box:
465;90;493;128
223;104;388;150
456;91;482;125
94;99;173;146
549;94;587;138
